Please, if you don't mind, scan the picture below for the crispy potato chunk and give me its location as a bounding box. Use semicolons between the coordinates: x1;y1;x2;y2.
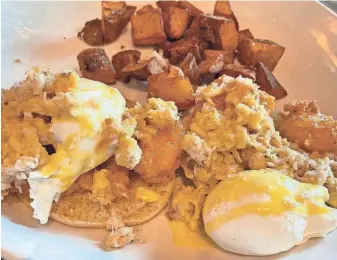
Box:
131;8;166;46
156;1;179;10
162;7;191;39
203;49;235;65
177;1;203;17
178;53;200;85
134;127;182;184
213;1;239;29
198;54;225;76
148;66;195;110
77;48;116;84
198;15;239;51
162;36;205;65
279;101;337;155
221;64;256;81
239;29;254;42
121;57;164;81
238;39;285;71
78;18;104;46
256;62;287;99
112;50;141;82
137;4;155;14
102;1;136;44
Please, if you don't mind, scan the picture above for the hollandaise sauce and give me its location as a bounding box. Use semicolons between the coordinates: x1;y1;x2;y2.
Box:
203;169;332;234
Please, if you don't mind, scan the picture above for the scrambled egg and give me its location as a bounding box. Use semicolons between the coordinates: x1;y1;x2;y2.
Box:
1;67;141;223
171;75;337;229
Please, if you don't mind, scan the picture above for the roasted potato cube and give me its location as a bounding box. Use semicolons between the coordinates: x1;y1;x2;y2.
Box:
162;7;191;39
163;36;204;64
131;8;166;46
198;54;225;76
198;15;239;51
78;18;104;46
239;29;254;42
178;53;200;85
238;39;285;71
102;1;136;44
177;1;203;17
148;68;195;110
256;62;287;99
77;48;116;84
156;1;179;10
203;49;235;64
137;4;155;14
213;1;239;30
112;50;141;82
121;57;164;81
221;64;256;81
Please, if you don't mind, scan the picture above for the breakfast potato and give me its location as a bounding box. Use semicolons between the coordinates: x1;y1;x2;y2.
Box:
77;48;116;84
256;62;287;99
163;36;204;64
221;64;256;81
177;1;204;17
178;53;200;85
112;50;141;82
121;57;164;81
148;66;195;110
213;1;239;30
198;54;225;76
162;7;191;39
101;1;136;44
78;18;104;46
238;39;285;71
137;4;155;14
131;8;166;46
203;49;235;64
198;15;239;51
239;29;254;42
156;1;179;10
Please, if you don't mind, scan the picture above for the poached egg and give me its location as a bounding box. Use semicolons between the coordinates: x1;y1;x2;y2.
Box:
2;67;142;224
203;169;337;256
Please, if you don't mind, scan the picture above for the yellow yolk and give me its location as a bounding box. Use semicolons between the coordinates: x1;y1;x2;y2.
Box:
168;220;215;249
203;169;332;234
135;187;163;202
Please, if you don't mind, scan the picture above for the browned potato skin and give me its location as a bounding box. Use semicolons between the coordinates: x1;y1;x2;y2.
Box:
256;62;287;100
239;29;254;42
78;18;104;46
177;1;204;17
77;48;116;84
102;2;136;44
156;1;179;10
137;4;155;14
131;8;166;46
198;15;239;51
198;54;226;77
121;57;164;81
148;69;195;110
134;126;183;184
221;64;256;81
162;7;191;39
163;36;205;65
111;50;141;82
238;39;285;71
213;1;239;30
178;53;200;85
203;49;235;64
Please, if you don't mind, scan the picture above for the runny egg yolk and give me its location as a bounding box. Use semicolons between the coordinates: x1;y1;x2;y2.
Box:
203;169;332;234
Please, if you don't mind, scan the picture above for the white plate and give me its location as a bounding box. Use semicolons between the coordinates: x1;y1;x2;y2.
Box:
2;1;337;260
